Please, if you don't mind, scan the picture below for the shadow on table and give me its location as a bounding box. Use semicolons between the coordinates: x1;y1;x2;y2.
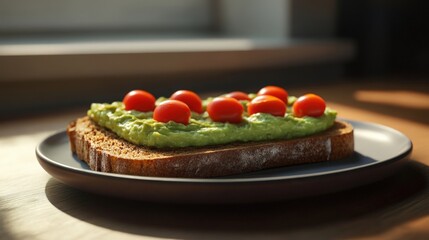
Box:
0;203;18;240
45;160;429;239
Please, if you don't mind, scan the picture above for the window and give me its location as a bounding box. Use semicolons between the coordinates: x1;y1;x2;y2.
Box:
0;0;213;33
0;0;353;115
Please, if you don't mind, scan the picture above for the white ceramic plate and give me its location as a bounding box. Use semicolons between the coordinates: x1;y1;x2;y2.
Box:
36;120;412;204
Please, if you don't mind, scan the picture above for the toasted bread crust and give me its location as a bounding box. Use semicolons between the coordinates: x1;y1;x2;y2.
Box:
67;116;354;178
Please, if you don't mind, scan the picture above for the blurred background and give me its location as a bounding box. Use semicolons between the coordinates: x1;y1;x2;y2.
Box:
0;0;427;118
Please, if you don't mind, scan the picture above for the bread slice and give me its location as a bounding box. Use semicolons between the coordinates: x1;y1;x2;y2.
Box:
67;116;354;178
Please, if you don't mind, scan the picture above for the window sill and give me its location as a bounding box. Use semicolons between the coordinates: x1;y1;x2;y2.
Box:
0;36;354;81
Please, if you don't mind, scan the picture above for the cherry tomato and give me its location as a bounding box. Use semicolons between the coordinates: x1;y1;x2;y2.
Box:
153;100;191;125
225;91;251;101
170;90;203;114
257;86;288;103
123;90;156;112
292;94;326;117
207;97;244;123
247;95;286;117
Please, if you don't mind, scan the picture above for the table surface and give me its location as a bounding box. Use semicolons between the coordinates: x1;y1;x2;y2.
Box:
1;79;428;240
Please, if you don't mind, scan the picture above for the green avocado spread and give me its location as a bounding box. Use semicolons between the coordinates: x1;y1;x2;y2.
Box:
87;97;337;148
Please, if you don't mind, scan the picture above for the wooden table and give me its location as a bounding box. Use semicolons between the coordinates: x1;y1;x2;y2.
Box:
1;79;428;239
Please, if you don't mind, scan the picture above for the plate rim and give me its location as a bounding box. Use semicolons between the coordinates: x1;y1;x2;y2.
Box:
36;119;413;184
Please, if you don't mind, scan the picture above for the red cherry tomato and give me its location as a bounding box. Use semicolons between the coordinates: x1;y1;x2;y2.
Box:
153;100;191;125
170;90;203;114
207;97;244;123
257;86;288;103
225;91;251;101
292;94;326;117
123;90;156;112
247;95;286;117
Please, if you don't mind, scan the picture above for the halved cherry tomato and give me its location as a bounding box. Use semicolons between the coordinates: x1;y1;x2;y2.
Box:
292;94;326;117
153;100;191;125
170;90;203;114
247;95;286;117
123;90;156;112
257;86;288;103
225;91;251;101
207;97;244;123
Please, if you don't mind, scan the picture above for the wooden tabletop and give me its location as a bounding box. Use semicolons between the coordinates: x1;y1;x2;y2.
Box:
1;79;428;240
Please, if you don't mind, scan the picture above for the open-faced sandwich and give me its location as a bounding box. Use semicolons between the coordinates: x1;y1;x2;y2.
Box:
67;86;354;178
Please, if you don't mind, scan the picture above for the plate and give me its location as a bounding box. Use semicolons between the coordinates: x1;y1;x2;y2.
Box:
36;120;412;204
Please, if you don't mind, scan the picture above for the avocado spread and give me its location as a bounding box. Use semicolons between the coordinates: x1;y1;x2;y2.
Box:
87;97;337;148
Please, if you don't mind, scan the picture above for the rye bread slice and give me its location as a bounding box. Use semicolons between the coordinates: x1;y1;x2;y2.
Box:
67;116;354;178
